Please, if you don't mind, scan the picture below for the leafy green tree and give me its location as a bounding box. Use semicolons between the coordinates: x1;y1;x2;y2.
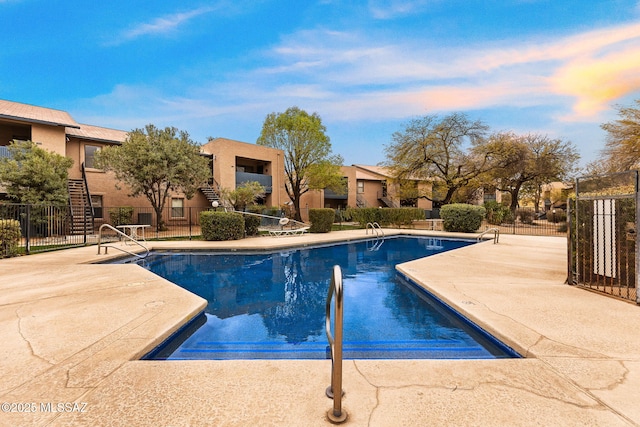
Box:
95;124;210;231
477;132;579;212
596;99;640;172
0;140;73;205
384;112;491;207
257;107;344;221
221;181;266;211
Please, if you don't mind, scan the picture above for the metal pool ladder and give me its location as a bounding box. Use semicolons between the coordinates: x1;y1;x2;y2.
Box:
97;224;149;259
477;227;500;244
366;222;385;251
325;265;347;424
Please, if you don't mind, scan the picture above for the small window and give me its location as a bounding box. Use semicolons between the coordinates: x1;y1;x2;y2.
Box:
91;195;103;219
84;145;101;169
171;198;184;218
357;181;364;194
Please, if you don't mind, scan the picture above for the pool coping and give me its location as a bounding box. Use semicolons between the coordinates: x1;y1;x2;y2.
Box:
1;229;639;426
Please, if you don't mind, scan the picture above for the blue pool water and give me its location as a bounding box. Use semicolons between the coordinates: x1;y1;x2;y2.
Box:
122;236;518;360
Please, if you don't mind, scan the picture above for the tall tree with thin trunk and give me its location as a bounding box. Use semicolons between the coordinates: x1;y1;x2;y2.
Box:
257;107;343;221
95;124;210;231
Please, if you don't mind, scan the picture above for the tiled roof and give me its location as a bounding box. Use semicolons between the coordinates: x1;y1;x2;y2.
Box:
0;99;79;128
66;124;128;144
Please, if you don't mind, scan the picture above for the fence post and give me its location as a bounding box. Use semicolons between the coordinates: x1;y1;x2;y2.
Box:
188;207;192;240
25;204;31;255
636;175;640;304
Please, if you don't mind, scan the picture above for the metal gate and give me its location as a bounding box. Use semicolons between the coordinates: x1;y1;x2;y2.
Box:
568;171;639;303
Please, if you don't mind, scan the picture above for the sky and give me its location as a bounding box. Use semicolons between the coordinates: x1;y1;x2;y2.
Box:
3;0;640;168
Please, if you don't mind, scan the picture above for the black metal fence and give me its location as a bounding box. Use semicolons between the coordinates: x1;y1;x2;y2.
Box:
568;171;639;304
0;203;211;256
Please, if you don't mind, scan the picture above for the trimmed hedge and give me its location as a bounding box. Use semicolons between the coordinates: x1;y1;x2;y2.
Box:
309;208;334;233
345;207;425;227
440;203;486;232
243;214;262;236
201;211;245;241
384;208;425;227
0;219;21;258
346;207;381;227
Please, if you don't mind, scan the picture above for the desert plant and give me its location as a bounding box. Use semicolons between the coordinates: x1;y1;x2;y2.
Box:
440;203;486;232
309;208;334;233
201;211;245;241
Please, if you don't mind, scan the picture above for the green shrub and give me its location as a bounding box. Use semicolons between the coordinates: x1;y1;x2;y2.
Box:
346;207;382;227
109;207;134;226
484;201;511;225
200;211;245;241
440;203;486;232
0;219;21;258
309;208;334;233
517;208;535;225
383;208;425;227
243;214;262;236
547;209;566;223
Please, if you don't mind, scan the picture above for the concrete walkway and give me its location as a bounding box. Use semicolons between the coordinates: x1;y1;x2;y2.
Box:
0;230;638;426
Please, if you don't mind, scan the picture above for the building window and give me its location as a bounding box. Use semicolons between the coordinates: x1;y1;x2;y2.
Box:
84;145;101;169
91;195;103;219
171;198;184;218
357;181;364;194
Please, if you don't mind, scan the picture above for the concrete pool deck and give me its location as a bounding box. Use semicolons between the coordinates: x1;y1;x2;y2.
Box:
0;230;639;426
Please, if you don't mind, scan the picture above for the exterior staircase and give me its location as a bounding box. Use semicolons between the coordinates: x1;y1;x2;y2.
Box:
200;181;221;206
378;196;399;208
67;178;94;235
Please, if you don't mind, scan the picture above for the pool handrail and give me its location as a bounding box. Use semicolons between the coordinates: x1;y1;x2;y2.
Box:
97;224;149;259
477;227;500;244
366;221;385;238
325;265;347;423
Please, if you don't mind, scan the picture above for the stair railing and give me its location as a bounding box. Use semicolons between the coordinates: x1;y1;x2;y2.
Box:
325;265;347;423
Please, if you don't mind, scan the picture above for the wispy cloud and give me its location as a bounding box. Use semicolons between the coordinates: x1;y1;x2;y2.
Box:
111;6;217;44
367;0;437;19
256;21;640;121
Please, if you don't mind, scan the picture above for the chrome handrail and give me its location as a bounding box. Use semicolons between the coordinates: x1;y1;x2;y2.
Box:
477;227;500;244
366;221;385;237
325;265;347;424
97;224;149;259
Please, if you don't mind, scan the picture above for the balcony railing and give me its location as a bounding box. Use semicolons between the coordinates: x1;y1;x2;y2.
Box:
324;188;348;200
0;146;10;159
236;172;272;193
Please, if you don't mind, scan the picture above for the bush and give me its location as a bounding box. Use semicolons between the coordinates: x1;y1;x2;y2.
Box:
547;209;566;223
484;201;511;225
201;211;245;241
516;208;535;225
383;208;425;227
243;214;262;236
309;208;334;233
0;219;21;258
440;203;486;232
346;207;382;227
109;207;134;227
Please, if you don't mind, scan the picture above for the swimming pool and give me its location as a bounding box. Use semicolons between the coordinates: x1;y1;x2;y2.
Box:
122;236;518;360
